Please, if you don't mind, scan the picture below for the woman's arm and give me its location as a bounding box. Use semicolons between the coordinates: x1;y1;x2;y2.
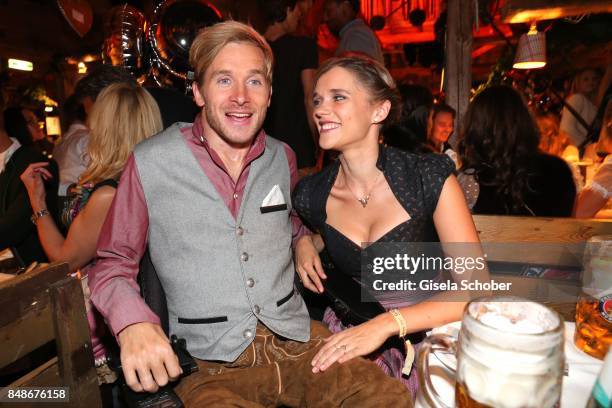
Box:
34;186;114;273
295;233;326;293
387;176;481;332
52;186;116;272
574;187;608;218
21;162;116;273
312;176;483;372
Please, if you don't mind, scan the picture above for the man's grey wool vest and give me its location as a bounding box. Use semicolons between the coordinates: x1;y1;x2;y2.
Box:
133;123;310;362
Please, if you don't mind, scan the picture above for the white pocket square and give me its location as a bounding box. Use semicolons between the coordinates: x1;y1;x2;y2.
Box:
260;185;287;213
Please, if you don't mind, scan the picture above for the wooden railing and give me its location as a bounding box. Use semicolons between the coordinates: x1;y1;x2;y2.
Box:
0;263;101;407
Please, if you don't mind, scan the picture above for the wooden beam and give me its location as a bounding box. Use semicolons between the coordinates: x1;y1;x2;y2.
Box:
502;0;612;23
473;215;612;243
444;0;473;146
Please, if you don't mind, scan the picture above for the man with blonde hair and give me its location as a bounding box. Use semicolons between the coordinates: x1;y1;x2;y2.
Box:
89;21;409;406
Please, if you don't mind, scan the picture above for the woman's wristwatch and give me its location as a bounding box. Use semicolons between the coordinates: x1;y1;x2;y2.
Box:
31;209;49;225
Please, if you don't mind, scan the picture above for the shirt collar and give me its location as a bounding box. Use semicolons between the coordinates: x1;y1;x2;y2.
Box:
0;138;21;171
340;18;363;37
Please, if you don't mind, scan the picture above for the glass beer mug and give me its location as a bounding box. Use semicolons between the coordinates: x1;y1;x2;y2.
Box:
575;235;612;360
418;297;565;408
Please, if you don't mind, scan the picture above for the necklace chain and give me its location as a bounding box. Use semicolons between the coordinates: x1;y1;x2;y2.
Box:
342;168;381;208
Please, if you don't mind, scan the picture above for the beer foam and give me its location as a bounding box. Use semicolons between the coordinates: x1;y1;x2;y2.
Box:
478;311;546;334
469;300;560;334
459;299;564;407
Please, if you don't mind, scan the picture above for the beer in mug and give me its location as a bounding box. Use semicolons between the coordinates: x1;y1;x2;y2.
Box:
575;236;612;359
419;297;565;408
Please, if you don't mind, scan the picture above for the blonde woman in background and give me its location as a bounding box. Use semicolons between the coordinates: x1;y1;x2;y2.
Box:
536;111;576;158
20;82;162;273
560;68;600;147
20;82;163;370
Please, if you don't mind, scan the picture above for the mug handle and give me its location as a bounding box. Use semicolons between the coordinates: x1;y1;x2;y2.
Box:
417;333;458;408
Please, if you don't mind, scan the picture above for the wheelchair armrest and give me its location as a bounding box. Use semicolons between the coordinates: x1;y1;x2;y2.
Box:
108;335;198;408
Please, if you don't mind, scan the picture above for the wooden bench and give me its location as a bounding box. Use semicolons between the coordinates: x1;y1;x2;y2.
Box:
0;263;101;407
472;215;612;320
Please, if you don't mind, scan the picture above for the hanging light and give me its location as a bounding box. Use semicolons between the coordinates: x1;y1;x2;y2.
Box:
513;23;546;70
78;62;87;74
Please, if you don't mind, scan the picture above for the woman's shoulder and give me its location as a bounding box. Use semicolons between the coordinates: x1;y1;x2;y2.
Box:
566;93;588;106
295;163;336;196
386;147;455;183
92;178;118;192
383;146;454;172
293;162;337;227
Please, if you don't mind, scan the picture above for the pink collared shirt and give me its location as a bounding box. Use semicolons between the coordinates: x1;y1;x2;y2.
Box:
89;117;308;340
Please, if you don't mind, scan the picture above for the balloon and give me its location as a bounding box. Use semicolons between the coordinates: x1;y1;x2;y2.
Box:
57;0;93;38
102;4;147;78
149;0;222;81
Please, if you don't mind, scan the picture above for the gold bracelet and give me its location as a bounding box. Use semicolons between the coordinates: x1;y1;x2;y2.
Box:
389;308;407;338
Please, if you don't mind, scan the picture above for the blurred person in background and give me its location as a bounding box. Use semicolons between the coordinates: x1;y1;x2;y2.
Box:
427;103;458;168
323;0;384;63
53;66;136;197
560;68;600;148
55;94;87;197
21;83;161;274
575;100;612;218
384;84;433;154
262;0;319;175
536;111;575;158
459;86;576;216
0;104;58;266
3;106;52;156
535;111;583;192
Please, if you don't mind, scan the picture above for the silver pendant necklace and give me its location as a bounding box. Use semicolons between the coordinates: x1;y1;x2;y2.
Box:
343;169;381;208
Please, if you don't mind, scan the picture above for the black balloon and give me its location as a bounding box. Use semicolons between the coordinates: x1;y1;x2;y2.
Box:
151;0;222;81
102;4;147;78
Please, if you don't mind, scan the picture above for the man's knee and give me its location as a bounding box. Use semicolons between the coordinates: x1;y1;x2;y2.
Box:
177;384;264;408
310;320;332;339
338;358;412;405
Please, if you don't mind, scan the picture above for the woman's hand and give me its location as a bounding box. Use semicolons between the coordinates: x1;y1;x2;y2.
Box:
294;234;326;293
311;313;395;373
20;162;53;212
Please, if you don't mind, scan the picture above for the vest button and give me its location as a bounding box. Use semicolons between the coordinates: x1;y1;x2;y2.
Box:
253;305;260;314
233;193;239;199
241;252;249;262
246;278;254;287
236;226;244;236
243;329;253;339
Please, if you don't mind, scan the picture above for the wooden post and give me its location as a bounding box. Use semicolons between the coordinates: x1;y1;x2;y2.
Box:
445;0;474;147
50;277;102;407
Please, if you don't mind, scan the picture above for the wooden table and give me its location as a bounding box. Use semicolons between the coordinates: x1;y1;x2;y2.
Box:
547;302;578;322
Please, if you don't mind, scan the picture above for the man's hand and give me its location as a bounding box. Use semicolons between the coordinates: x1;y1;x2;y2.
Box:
295;235;326;293
117;322;182;393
